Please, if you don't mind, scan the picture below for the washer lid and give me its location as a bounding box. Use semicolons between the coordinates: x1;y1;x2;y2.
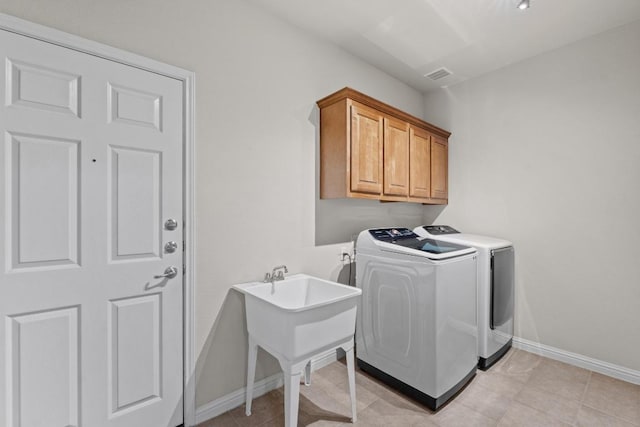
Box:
414;226;512;249
367;228;476;260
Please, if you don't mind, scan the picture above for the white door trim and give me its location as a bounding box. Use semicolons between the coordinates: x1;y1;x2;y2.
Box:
0;13;197;427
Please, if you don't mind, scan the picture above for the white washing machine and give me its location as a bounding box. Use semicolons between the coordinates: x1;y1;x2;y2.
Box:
355;227;478;410
414;225;514;370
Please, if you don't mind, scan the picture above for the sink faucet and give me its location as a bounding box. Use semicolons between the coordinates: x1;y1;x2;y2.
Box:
264;265;288;283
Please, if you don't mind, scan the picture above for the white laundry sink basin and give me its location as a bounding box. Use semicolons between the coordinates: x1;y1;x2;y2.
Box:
235;273;361;427
233;273;361;361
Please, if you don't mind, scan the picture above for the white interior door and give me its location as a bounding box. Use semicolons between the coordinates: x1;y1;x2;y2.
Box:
0;28;184;427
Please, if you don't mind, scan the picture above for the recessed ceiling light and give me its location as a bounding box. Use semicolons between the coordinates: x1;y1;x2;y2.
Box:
517;0;530;10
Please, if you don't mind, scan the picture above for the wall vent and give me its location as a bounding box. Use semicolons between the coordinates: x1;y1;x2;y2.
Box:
424;67;452;81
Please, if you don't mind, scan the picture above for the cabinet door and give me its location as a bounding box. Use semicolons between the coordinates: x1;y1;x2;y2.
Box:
350;102;383;194
383;117;409;196
431;136;448;199
409;127;431;199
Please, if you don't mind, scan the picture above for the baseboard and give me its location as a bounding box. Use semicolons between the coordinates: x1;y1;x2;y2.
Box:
311;347;342;371
513;337;640;385
195;348;339;424
195;372;283;424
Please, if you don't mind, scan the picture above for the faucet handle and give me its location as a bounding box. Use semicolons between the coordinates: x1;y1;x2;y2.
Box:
272;265;288;273
263;272;272;283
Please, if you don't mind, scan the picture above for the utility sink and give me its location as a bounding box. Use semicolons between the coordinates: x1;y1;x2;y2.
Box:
233;273;361;360
234;273;361;427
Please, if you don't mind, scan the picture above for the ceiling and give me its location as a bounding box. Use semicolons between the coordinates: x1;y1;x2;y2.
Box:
248;0;640;92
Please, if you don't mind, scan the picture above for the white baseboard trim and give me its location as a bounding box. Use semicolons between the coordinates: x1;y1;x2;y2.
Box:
195;348;339;424
195;372;283;424
311;347;342;371
513;337;640;385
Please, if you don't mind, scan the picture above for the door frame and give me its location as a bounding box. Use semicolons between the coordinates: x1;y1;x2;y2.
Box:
0;13;197;427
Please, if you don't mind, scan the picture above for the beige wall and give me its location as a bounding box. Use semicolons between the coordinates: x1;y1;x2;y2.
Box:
0;0;427;405
424;21;640;372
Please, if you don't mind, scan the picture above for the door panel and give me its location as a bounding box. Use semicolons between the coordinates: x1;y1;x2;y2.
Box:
350;102;383;194
108;294;161;415
430;136;448;200
6;307;80;427
7;58;81;117
409;127;431;199
108;146;162;261
0;28;184;427
108;83;162;130
383;117;409;196
7;132;80;270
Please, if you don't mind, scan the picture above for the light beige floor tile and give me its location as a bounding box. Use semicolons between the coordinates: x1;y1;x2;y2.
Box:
198;410;239;427
431;401;498;427
472;370;527;398
300;363;385;410
457;381;513;420
248;414;341;427
514;385;581;425
489;349;541;383
582;372;640;425
309;370;379;411
259;405;350;427
352;368;404;398
313;361;350;387
248;415;284;427
230;389;284;427
303;419;348;427
298;383;354;421
349;398;436;426
497;401;572;427
354;370;430;413
575;405;638;427
202;356;640;427
298;409;351;426
525;358;591;401
365;387;432;417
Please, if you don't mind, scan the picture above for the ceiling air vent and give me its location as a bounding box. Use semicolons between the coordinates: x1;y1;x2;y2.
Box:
424;67;452;81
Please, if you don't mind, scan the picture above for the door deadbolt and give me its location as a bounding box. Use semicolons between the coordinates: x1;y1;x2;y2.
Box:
164;241;178;253
165;219;179;230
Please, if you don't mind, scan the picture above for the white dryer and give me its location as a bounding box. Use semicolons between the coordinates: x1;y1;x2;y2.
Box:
414;225;514;370
355;228;478;410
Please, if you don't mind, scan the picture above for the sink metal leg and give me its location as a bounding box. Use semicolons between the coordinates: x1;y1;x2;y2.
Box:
304;360;312;386
346;345;357;422
245;336;258;416
284;371;301;427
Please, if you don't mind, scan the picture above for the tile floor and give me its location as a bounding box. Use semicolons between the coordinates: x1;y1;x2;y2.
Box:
198;349;640;427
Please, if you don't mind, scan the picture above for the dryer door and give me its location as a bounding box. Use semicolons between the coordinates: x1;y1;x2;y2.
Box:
490;247;514;330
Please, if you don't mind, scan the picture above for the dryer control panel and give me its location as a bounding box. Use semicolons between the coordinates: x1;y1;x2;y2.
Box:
422;225;459;235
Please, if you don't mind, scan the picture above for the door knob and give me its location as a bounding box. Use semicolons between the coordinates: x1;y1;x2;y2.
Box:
155;266;178;279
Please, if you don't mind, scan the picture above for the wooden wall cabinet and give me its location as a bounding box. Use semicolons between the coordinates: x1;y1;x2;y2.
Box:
350;102;383;194
318;87;449;204
383;116;410;198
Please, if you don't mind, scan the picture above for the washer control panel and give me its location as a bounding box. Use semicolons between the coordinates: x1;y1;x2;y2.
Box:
423;225;460;235
369;228;417;241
